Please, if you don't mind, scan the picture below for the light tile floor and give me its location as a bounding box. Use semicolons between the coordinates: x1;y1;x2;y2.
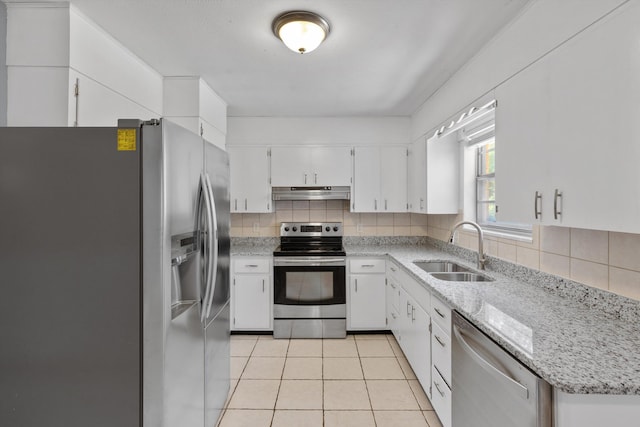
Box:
218;333;444;427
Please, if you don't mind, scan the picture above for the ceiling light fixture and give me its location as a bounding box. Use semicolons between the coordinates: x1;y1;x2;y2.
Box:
272;11;330;54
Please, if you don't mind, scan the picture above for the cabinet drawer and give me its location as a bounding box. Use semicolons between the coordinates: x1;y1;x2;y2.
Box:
431;321;452;387
350;258;385;273
431;366;452;427
431;296;451;335
233;258;270;273
387;277;401;311
386;260;402;280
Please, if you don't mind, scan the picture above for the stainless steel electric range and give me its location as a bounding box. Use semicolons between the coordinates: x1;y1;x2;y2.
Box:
273;222;346;339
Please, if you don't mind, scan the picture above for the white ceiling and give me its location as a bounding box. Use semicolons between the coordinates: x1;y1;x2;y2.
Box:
7;0;531;117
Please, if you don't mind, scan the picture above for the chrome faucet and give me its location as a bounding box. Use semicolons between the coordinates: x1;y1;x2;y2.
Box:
449;221;486;270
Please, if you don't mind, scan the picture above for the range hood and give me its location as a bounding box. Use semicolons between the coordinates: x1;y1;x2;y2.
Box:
272;186;351;201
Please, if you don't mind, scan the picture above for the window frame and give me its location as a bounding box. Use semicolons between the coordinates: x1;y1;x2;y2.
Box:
473;136;532;239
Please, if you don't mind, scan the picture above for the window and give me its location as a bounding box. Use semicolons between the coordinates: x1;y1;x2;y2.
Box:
476;141;496;225
473;134;531;238
438;99;531;239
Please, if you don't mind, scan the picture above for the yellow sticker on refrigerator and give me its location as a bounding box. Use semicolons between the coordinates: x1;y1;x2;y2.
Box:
117;129;137;151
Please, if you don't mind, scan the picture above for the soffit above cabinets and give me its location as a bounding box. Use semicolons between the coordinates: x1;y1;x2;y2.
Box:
9;0;531;116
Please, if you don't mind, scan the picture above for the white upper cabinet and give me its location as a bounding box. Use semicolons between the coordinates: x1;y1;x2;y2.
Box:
496;1;640;233
495;57;550;225
408;136;459;214
229;146;272;213
408;139;427;213
270;146;352;187
352;146;408;213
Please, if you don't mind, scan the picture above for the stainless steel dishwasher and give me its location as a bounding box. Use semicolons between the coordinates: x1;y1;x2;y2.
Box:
452;311;552;427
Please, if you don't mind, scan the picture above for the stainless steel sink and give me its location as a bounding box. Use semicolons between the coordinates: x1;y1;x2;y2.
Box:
430;272;494;282
413;261;472;273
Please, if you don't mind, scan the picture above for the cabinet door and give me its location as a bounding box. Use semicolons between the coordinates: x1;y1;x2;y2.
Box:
312;146;352;186
229;146;272;213
380;146;408;212
270;146;311;186
495;56;551;225
386;278;400;335
352;146;380;212
546;3;640;233
349;274;386;330
407;300;431;392
408;139;427;213
426;134;459;214
232;274;271;330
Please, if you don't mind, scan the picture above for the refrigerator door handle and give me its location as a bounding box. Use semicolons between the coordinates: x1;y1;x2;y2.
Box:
203;173;219;320
199;174;215;323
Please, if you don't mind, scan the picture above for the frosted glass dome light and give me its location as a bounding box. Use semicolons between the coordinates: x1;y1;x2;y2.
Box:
273;11;330;54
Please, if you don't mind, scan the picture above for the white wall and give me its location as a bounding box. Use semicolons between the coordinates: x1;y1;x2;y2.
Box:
0;1;7;126
410;0;628;140
227;116;410;147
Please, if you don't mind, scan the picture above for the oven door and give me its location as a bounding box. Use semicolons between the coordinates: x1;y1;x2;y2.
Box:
273;257;346;306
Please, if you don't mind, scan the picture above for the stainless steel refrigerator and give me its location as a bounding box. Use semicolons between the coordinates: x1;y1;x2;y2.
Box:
0;119;230;427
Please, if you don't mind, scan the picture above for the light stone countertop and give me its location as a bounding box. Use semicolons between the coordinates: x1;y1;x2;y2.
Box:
347;241;640;395
230;237;278;256
231;237;640;395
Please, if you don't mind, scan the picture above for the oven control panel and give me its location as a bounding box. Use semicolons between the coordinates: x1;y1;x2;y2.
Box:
280;222;343;237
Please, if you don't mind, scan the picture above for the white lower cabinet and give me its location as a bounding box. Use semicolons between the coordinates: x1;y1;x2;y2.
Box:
348;258;387;330
386;260;451;427
401;290;431;393
431;366;452;427
385;266;402;338
231;257;272;331
431;321;452;387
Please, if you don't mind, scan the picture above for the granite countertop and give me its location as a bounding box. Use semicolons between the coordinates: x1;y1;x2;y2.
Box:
231;237;640;395
346;242;640;395
231;237;278;256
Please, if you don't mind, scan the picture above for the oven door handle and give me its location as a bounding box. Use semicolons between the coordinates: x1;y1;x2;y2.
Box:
274;258;346;266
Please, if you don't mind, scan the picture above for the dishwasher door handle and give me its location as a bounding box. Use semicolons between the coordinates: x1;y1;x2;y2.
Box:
454;324;529;400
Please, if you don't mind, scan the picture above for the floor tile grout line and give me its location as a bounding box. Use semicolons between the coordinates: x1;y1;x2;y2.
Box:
269;338;290;426
355;337;378;426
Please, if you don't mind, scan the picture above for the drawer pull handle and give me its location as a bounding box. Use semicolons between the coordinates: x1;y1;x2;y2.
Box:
245;264;259;268
434;380;446;397
262;279;265;292
434;335;446;347
390;283;396;289
390;266;397;272
411;306;415;322
407;301;411;316
391;312;397;319
361;264;375;267
434;307;445;318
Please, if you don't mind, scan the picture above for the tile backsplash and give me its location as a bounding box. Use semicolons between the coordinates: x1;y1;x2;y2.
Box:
230;200;429;238
231;205;640;302
427;214;640;302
